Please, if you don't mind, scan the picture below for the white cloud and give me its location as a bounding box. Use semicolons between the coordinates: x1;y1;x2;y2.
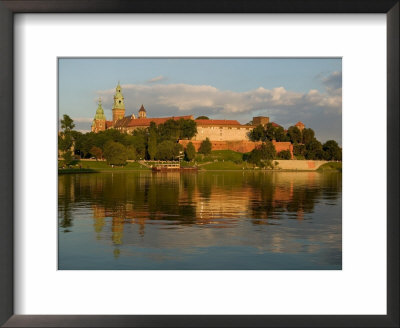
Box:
95;76;342;143
97;82;341;116
72;117;93;123
147;75;167;83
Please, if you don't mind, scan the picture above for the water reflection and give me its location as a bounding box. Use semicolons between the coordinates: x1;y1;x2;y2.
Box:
58;171;342;269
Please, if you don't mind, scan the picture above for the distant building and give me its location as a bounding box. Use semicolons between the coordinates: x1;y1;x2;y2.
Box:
91;83;302;157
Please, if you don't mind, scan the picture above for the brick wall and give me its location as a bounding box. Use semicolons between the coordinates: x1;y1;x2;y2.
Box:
179;140;293;157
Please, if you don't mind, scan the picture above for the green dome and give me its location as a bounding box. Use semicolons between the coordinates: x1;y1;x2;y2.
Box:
94;98;106;120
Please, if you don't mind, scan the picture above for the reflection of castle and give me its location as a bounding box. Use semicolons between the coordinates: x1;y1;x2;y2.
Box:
91;83;308;156
86;172;319;244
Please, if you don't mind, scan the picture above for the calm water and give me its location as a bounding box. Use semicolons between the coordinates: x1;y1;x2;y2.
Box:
58;170;342;270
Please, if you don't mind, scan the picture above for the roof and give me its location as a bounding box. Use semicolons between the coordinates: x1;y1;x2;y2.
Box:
270;122;282;128
295;121;305;126
114;115;194;128
139;104;146;112
105;121;113;129
195;119;241;126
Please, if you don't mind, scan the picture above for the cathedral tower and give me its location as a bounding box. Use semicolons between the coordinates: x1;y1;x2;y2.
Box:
91;98;106;132
112;82;125;122
138;104;147;119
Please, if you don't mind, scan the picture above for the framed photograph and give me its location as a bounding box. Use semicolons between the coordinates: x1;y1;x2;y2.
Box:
1;1;398;327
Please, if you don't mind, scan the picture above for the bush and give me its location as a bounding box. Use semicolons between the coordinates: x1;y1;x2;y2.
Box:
277;150;291;159
198;138;212;155
103;141;127;166
185;142;196;161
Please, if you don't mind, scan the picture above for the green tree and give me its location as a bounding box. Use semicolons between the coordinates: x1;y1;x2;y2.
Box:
305;139;323;160
179;119;197;140
62;150;76;167
277;150;291;159
247;141;276;166
274;126;286;142
155;140;182;160
60;114;75;132
287;126;302;144
265;123;276;141
293;143;306;158
323;140;342;161
198;138;212;155
147;130;157;160
302;128;315;145
90;146;103;160
103;141;127;165
126;146;137;160
248;125;265;142
185;142;196;161
196;116;209;120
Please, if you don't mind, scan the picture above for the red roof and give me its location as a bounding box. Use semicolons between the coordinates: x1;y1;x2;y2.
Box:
270;122;282;128
105;121;113;128
195;119;241;126
114;115;194;128
295;121;305;126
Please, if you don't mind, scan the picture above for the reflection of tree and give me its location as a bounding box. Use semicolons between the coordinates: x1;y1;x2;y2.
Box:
58;171;341;245
58;175;74;232
246;172;342;224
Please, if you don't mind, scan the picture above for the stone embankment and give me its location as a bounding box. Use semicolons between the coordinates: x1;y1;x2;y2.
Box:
273;160;329;171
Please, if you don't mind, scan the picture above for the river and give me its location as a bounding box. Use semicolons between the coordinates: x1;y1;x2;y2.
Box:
58;170;342;270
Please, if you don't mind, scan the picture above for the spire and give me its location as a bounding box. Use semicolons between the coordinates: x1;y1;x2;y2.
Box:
139;104;146;112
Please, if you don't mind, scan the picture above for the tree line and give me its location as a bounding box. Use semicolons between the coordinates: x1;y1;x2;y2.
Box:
58;114;341;167
58;115;212;166
247;122;342;162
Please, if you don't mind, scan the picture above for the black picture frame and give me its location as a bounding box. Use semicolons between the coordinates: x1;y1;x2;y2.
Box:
0;1;398;327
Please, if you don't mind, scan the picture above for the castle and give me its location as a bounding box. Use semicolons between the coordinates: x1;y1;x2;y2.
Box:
92;83;306;156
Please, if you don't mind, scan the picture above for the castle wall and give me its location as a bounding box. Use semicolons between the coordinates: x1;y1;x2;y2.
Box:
179;140;293;157
193;125;254;141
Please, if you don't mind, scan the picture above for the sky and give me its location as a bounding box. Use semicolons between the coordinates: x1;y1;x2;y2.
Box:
58;58;342;144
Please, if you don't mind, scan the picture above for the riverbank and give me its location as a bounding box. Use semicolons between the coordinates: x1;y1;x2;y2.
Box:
59;159;341;174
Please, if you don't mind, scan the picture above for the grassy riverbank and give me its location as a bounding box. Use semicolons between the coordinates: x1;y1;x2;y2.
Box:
58;160;148;174
317;162;342;172
59;151;342;173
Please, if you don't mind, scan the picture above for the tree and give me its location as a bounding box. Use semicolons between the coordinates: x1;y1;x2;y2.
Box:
293;143;306;158
247;141;276;166
103;141;127;165
259;140;276;160
185;142;196;161
179;119;197;140
196;116;209;120
60;114;75;132
248;125;265;142
302;128;315;145
90;146;103;160
274;126;286;142
277;150;291;159
155;140;182;160
264;123;276;141
287;126;302;144
62;150;76;167
147;131;157;160
126;146;137;160
198;138;212;155
323;140;342;161
305;139;323;160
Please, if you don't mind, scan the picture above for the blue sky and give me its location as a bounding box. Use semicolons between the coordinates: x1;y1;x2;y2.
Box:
59;58;342;143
